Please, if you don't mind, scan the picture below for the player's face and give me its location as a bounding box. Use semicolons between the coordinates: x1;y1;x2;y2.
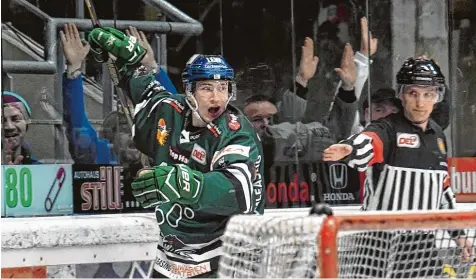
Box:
367;102;399;121
243;101;278;137
194;80;229;123
2;105;27;151
401;85;438;123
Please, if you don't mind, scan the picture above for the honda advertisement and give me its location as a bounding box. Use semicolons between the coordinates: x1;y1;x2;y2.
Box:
264;162;360;209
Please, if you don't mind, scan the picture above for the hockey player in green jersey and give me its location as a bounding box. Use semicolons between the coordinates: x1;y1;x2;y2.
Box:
88;27;265;278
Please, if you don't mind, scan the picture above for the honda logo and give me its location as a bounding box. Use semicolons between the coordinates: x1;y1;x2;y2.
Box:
329;163;348;189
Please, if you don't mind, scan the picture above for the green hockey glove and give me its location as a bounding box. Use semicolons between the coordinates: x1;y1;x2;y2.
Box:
131;164;204;209
88;27;146;74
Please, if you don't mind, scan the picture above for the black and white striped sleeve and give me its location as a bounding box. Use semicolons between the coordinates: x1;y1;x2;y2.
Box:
341;121;392;171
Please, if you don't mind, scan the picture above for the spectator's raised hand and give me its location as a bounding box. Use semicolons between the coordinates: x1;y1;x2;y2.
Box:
2;139;23;165
335;43;357;90
60;23;90;71
297;37;319;85
360;17;378;57
125;26;157;71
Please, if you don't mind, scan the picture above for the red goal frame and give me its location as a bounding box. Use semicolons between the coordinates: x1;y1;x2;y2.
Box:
318;211;476;278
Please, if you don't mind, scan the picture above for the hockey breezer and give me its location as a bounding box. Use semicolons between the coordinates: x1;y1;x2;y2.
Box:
323;57;474;278
87;27;265;278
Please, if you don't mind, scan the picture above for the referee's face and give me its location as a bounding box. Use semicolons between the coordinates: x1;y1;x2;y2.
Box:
401;85;438;124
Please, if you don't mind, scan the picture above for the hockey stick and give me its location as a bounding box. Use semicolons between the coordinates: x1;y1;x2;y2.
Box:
84;0;134;129
85;0;151;168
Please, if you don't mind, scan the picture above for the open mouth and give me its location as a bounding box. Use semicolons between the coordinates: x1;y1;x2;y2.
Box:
4;133;19;139
208;106;221;117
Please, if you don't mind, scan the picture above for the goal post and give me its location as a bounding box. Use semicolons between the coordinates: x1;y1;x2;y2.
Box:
218;210;476;278
319;210;476;278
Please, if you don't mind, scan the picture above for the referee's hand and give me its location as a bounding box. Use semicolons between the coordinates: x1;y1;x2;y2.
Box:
455;237;474;262
323;144;353;161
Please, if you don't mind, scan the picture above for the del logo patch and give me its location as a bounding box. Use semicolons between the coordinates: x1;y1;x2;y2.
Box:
191;144;207;165
396;133;420;148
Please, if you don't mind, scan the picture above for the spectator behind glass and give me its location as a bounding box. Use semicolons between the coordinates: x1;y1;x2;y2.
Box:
362;88;402;122
361;85;449;130
2;91;40;165
242;95;278;138
60;23;177;165
243;40;358;165
241;43;361;207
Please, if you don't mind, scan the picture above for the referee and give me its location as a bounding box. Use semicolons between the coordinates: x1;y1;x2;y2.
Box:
323;57;474;278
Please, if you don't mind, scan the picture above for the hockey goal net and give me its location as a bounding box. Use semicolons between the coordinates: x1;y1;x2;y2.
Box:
218;210;476;278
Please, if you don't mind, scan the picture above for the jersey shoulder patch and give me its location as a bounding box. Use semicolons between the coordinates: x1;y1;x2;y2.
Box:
227;113;241;131
162;97;186;113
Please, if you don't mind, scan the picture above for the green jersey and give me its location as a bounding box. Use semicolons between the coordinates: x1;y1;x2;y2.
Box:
126;72;265;278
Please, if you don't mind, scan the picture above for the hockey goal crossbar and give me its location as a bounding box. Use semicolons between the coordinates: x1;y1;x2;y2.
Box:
218;209;476;278
319;210;476;278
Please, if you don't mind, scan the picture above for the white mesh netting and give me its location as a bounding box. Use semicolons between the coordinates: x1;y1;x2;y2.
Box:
218;213;476;278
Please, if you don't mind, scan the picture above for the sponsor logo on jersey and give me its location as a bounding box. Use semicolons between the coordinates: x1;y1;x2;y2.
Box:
163;98;185;113
190;133;201;140
437;138;446;154
191;144;207;165
169;147;189;164
156;118;169;146
162;235;196;259
228;114;241;131
253;155;263;213
329;163;348;189
211;145;250;167
220;145;250;158
396;133;420;148
207;123;222;137
155;251;211;278
181;130;201;144
180;130;190;144
155;236;211;278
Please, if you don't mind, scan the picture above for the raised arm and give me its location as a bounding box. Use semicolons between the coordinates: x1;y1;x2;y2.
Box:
324;43;358;141
61;23;113;164
125;26;178;95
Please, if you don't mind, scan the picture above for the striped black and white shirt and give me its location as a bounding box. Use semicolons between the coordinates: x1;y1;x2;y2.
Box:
341;112;456;212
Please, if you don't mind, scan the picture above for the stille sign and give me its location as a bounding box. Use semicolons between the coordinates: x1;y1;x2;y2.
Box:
448;157;476;202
